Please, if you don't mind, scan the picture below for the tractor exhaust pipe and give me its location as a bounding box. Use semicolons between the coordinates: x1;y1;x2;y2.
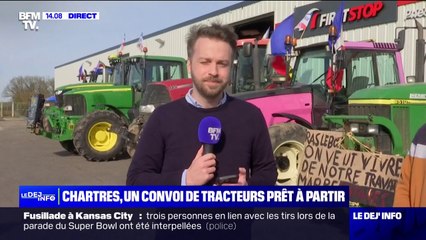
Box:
415;20;425;83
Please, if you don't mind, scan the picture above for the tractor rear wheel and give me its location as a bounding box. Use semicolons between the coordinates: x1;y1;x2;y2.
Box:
268;123;307;185
59;140;78;154
73;110;126;161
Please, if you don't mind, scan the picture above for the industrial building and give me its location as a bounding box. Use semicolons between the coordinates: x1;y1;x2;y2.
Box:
54;0;425;88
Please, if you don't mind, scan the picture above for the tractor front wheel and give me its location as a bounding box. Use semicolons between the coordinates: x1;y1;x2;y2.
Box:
59;140;78;154
73;110;126;161
269;123;307;185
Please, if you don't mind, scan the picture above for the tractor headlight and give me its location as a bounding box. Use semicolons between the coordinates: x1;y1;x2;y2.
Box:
350;123;379;135
406;76;416;83
139;104;155;113
350;123;359;133
367;124;379;135
63;105;73;112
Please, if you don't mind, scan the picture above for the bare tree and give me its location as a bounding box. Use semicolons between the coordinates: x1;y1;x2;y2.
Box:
2;76;55;103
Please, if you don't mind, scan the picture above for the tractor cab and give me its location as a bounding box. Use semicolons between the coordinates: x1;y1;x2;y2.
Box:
230;38;270;93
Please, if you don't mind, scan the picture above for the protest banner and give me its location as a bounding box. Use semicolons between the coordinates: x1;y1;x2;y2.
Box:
298;129;403;206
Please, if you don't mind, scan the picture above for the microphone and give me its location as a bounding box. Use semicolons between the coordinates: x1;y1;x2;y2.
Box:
198;116;222;155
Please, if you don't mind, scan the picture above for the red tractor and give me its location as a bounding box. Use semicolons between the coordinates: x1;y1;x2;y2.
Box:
124;78;193;156
122;38;272;157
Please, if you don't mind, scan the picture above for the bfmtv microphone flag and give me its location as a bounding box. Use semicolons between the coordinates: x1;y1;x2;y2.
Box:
198;116;222;155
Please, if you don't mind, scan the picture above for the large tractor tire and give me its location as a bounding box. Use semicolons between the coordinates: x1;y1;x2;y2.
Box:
41;115;53;133
126;113;151;158
268;123;308;186
73;110;126;161
59;140;78;154
126;119;142;158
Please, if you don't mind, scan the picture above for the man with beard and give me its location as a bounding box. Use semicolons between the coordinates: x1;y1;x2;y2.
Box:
127;22;277;186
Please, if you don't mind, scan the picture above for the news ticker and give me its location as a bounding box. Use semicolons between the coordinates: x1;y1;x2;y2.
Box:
18;12;99;31
19;186;348;208
7;207;426;239
9;186;426;239
3;207;349;240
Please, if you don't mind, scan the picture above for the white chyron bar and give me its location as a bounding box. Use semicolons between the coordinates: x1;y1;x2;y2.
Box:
18;11;100;31
42;12;100;20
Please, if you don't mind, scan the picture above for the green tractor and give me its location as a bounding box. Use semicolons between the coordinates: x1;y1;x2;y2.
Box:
325;84;426;156
28;64;113;132
324;20;426;156
33;53;188;161
320;20;426;207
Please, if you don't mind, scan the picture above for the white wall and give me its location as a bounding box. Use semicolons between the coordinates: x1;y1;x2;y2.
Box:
55;1;426;88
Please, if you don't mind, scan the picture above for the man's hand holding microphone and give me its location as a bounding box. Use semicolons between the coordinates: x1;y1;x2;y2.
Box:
186;116;247;186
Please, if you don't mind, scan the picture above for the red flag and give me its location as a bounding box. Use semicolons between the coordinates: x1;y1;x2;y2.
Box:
137;32;144;52
295;8;319;32
118;34;126;54
326;67;343;92
271;56;287;76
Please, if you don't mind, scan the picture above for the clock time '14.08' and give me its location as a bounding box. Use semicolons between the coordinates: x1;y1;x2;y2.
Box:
44;12;62;20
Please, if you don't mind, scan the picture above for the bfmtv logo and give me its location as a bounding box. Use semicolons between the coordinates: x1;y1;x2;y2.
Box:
207;127;221;141
18;12;41;31
21;191;56;202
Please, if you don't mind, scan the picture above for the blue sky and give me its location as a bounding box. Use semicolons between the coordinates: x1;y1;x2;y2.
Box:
0;1;241;101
